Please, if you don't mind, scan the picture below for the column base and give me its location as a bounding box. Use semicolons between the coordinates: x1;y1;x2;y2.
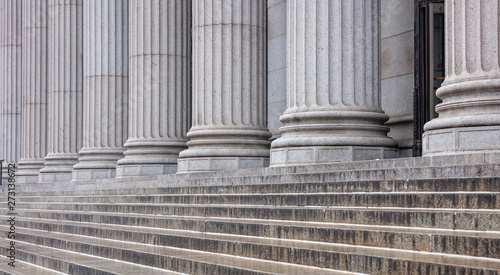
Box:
177;157;269;173
38;171;73;183
270;146;399;167
116;140;186;177
1;165;13;185
72;168;117;181
71;148;125;180
115;164;177;178
423;125;500;156
16;159;44;183
38;153;78;183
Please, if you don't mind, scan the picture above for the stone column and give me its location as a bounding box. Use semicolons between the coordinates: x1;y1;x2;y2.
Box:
177;0;271;173
116;0;191;177
17;0;48;183
423;0;500;155
39;0;83;182
72;0;128;180
270;0;397;166
0;0;22;184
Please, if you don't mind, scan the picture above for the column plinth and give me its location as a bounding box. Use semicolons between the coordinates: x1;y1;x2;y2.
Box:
423;0;500;155
177;0;271;173
39;0;83;182
0;0;22;184
116;0;191;177
270;0;397;166
17;0;48;183
72;0;128;180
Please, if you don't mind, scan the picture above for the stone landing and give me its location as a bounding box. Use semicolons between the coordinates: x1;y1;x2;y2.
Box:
0;153;499;274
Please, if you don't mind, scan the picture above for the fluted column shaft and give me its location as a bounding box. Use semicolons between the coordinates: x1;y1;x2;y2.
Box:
116;0;191;177
177;0;271;173
270;0;397;166
18;0;48;183
423;0;500;155
72;0;128;180
0;0;22;184
39;0;83;182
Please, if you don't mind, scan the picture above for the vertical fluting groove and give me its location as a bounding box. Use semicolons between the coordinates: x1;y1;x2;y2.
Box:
190;0;267;128
74;0;129;176
271;0;395;161
286;0;381;111
118;0;191;171
178;0;270;170
423;0;500;154
0;0;22;166
19;0;49;178
40;0;83;177
445;0;500;82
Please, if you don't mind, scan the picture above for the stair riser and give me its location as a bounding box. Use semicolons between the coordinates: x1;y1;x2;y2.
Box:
16;207;500;231
0;246;115;275
0;241;270;275
18;193;500;209
14;233;499;275
16;220;500;259
4;164;500;197
11;178;500;197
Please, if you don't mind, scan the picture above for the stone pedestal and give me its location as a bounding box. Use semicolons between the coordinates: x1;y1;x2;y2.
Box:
177;0;271;173
72;0;128;180
17;0;49;184
270;0;397;166
423;0;500;156
116;0;191;177
39;0;83;182
0;1;22;184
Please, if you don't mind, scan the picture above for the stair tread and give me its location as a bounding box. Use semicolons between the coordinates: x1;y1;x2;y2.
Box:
0;228;354;275
16;201;500;213
0;258;67;275
3;223;500;271
8;213;500;239
3;162;499;195
7;177;500;197
17;191;500;198
0;238;186;275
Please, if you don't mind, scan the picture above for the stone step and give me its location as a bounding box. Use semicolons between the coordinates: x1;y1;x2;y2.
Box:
31;153;497;189
5;224;500;274
11;215;500;260
0;227;353;275
5;163;500;197
8;177;500;198
14;203;500;231
0;238;185;275
16;191;500;210
0;258;67;275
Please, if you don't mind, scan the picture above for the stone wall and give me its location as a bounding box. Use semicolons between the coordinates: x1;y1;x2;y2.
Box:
380;0;415;157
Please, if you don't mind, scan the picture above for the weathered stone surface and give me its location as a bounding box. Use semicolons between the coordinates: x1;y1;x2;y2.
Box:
178;0;271;173
267;0;286;139
72;0;129;180
39;0;84;183
116;0;191;177
270;0;398;166
17;0;49;184
423;0;500;156
2;156;499;274
0;0;22;184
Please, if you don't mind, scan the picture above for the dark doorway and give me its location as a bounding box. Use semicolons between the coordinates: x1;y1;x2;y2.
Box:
413;0;445;156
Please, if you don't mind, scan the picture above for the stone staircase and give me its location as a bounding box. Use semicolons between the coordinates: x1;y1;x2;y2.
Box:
0;154;499;274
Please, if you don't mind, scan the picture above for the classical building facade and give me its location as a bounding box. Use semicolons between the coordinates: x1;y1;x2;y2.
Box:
0;0;499;182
